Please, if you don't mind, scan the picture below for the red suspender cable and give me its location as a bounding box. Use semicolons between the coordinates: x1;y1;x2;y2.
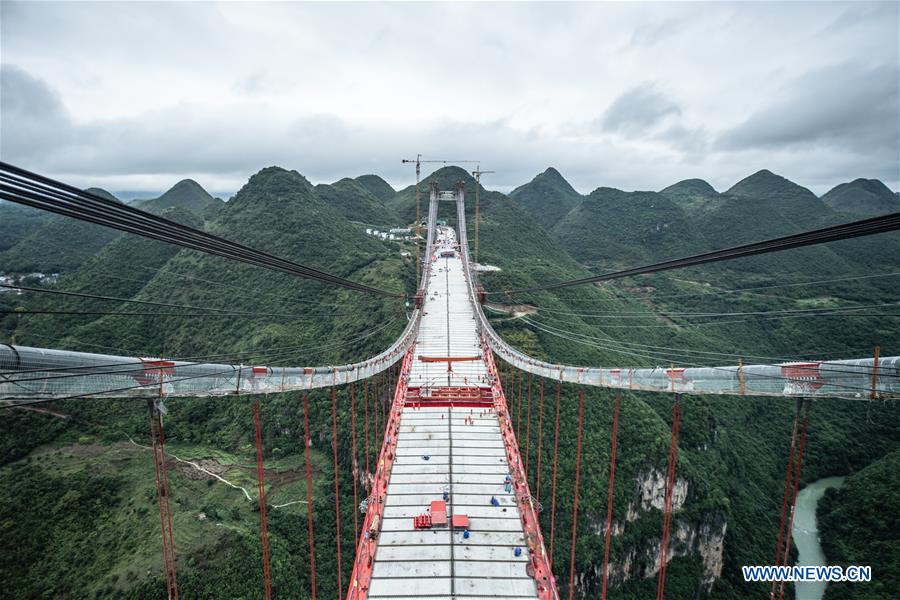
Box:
331;381;344;593
777;401;810;600
516;370;523;439
772;399;801;588
155;410;179;599
656;394;682;600
374;373;380;465
601;391;621;600
384;368;390;420
567;386;585;600
549;379;562;568
253;399;272;600
364;379;370;489
511;368;517;433
525;373;532;478
536;378;545;505
502;360;507;394
350;382;359;542
303;393;317;600
149;405;174;600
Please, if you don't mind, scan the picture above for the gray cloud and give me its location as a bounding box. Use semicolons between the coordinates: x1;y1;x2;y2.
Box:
717;63;899;157
598;83;682;135
0;2;898;195
0;64;74;161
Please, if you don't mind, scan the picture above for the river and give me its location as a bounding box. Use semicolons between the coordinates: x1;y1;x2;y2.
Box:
792;476;845;600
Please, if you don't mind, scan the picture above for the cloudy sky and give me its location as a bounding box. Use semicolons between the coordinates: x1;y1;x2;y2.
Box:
2;1;898;197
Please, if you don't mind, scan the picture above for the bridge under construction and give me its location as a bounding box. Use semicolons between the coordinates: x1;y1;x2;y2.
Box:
1;162;898;600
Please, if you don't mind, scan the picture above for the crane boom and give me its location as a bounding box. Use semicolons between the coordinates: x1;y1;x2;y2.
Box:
401;156;479;288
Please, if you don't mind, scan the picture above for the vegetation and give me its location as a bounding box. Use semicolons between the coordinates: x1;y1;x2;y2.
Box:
0;164;897;598
315;177;400;226
354;174;396;202
132;179;222;215
820;178;900;217
818;450;900;599
509;166;582;230
469;168;899;597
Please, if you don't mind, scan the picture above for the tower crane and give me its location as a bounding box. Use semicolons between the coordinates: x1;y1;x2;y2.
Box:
471;166;494;266
402;156;478;287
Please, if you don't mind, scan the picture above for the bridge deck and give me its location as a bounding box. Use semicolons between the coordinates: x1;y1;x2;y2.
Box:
407;229;488;390
362;227;539;599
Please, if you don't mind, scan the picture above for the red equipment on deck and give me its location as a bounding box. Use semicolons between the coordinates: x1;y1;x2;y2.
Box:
417;355;481;372
405;386;494;408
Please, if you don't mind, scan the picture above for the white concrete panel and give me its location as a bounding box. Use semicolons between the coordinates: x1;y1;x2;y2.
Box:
373;544;451;561
391;463;454;475
452;561;531;578
451;440;506;449
393;455;450;465
450;464;511;475
448;483;513;495
386;483;449;495
453;545;530;562
388;473;450;484
453;578;537;597
395;447;450;456
452;447;506;456
451;494;517;506
451;455;509;466
368;577;452;597
397;433;451;441
386;493;454;507
448;531;526;546
452;473;511;484
372;560;452;578
378;530;451;545
459;518;525;532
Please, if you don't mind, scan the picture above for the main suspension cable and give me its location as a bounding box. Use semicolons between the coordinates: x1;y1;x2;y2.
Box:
491;211;900;295
0;162;403;298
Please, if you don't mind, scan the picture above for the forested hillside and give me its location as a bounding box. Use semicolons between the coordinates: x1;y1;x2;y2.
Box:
468;166;899;598
0;165;897;599
508;167;582;230
818;450;899;599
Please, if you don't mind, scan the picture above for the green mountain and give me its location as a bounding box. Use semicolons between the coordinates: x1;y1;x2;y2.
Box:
354;174;395;202
821;178;900;216
0;166;413;599
0;203;51;252
711;169;832;239
315;177;399;226
0;182;228;275
509;167;582;229
85;187;121;203
659;178;720;216
0;187;123;273
1;164;897;600
133;179;221;215
552;187;711;268
472;183;899;599
819;450;899;600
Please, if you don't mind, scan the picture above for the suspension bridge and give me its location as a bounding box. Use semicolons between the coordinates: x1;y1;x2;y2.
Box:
1;162;898;599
